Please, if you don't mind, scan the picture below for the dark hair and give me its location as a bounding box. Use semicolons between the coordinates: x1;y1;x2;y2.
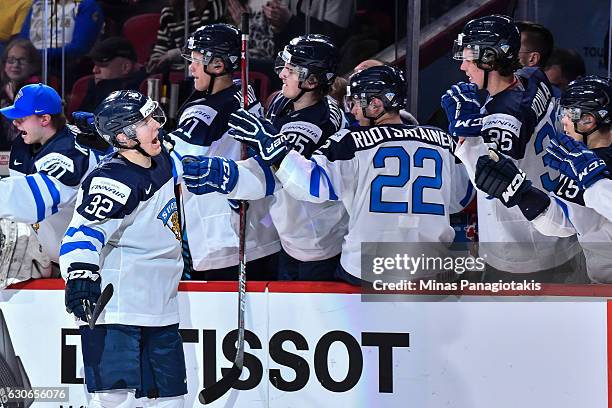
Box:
170;0;209;20
48;113;67;131
545;48;586;84
516;21;554;67
0;38;42;88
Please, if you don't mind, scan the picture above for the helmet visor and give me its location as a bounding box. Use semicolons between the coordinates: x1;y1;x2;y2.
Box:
452;41;481;61
274;50;309;81
122;102;166;137
182;50;214;66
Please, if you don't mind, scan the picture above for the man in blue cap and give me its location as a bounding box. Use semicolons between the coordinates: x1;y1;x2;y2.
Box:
0;83;105;280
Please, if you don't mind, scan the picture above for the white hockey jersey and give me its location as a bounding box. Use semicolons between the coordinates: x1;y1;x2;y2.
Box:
59;149;184;326
531;147;612;282
169;82;280;270
3;126;102;262
455;68;581;272
276;124;474;279
584;178;612;222
229;94;349;261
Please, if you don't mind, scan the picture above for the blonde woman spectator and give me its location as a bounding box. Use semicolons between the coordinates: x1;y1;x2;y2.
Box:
0;38;42;149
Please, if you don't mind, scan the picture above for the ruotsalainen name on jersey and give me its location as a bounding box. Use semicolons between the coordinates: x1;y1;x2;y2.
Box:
350;125;457;152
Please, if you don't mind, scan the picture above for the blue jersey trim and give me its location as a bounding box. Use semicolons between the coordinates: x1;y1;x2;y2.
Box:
65;226;105;246
460;182;474;207
553;197;576;230
25;176;45;222
59;241;98;256
40;173;60;215
309;159;338;200
255;156;275;196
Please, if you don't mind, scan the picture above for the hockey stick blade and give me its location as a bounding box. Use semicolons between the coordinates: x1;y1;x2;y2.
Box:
198;362;242;404
88;284;114;330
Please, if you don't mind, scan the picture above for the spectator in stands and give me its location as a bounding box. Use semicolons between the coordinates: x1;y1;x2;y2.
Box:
0;38;42;150
227;0;279;89
0;0;32;54
544;48;586;91
19;0;104;62
263;0;355;54
146;0;225;74
76;37;146;112
98;0;164;36
516;21;554;68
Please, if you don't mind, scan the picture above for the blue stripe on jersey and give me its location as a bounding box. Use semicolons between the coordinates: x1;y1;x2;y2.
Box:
59;241;98;256
553;197;576;229
65;226;105;246
255;156;275;196
171;151;179;184
309;159;338;200
40;173;60;215
460;182;474;207
25;176;45;222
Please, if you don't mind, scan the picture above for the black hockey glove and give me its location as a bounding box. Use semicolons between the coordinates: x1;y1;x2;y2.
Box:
65;263;101;322
476;151;550;220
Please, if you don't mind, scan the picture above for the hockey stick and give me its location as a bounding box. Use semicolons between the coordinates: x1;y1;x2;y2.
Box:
198;13;250;405
84;283;114;330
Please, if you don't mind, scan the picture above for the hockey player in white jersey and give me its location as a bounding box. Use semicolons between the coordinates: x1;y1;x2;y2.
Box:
226;65;474;284
442;14;583;281
170;23;279;280
60;91;187;407
474;77;612;282
0;83;102;274
182;34;348;280
539;76;612;224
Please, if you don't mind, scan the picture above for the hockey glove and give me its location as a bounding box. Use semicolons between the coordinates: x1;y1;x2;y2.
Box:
543;132;609;189
182;156;239;195
476;150;533;208
65;263;101;322
228;109;289;166
441;82;484;137
72;111;96;135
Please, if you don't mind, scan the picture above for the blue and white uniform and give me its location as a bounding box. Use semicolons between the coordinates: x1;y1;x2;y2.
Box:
3;126;101;262
531;147;612;282
275;124;474;279
169;82;279;271
60;148;183;326
229;94;349;264
456;68;581;272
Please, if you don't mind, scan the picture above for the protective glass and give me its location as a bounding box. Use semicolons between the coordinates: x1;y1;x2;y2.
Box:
452;41;481;61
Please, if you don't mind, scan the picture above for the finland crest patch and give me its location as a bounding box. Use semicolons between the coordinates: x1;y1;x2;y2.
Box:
157;198;181;241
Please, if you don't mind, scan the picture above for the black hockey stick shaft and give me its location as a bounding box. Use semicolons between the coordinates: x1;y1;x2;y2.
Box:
87;283;114;330
198;13;249;405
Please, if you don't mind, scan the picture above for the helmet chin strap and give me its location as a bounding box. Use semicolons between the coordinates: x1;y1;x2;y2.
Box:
291;81;320;104
204;62;228;95
362;102;386;126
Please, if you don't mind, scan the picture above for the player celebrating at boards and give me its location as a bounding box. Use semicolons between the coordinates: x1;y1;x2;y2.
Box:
60;91;187;407
181;34;349;281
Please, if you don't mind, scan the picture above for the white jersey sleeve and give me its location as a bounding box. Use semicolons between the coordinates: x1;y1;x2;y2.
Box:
583;178;612;222
227;156;280;200
530;196;577;238
276;130;356;204
0;172;78;224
